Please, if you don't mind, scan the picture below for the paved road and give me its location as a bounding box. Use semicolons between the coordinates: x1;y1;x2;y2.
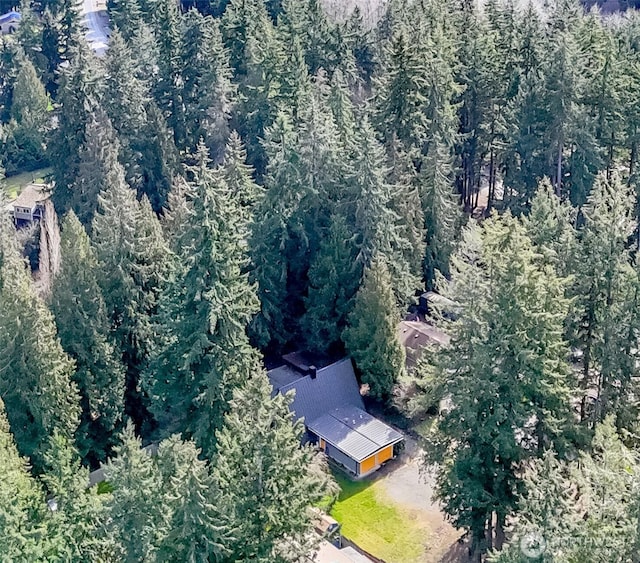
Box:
81;0;109;55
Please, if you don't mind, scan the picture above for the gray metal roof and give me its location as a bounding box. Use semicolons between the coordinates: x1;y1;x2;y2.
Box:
275;358;365;424
308;405;403;462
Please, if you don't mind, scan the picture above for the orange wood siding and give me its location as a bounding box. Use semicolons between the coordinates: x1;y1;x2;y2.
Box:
358;445;395;475
319;438;326;450
377;445;393;464
359;454;377;475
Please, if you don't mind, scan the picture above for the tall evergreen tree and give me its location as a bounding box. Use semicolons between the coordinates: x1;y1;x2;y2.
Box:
181;10;236;159
522;178;576;275
219;131;262;219
153;0;185;147
348;118;418;302
570;172;637;426
102;29;178;212
419;133;461;287
41;432;115;560
212;372;335;562
103;422;167;562
0;398;48;560
303;213;359;355
50;42;102;216
70;109;122;226
249;113;300;349
422;215;574;560
0;202;80;470
491;418;640;563
155;436;225;562
147;143;260;457
92;162;170;434
50;211;125;464
343;256;405;400
1;54;49;173
374;26;430;154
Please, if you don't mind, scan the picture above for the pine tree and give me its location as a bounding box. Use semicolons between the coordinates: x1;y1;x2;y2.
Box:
92;163;170;434
49;42;102;216
522;178;576;275
70;109;123;226
147;143;260;457
419;133;461;287
153;0;185;147
232;28;282;176
219;131;262;219
570;172;637;426
374;26;430;154
40;0;82;81
249;112;302;349
0;397;48;560
1;54;50;173
348;118;418;302
221;0;273;78
423;214;574;559
181;10;236;159
490;418;640;563
102;29;178;212
303;213;359;356
50;211;125;464
41;432;116;560
343;256;405;400
212;372;335;562
155;436;225;562
0;203;80;470
107;0;145;41
103;422;168;562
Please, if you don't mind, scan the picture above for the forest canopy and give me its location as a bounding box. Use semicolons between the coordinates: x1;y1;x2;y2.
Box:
2;0;640;560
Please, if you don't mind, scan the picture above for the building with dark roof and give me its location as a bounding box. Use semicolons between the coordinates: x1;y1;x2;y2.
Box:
398;320;450;372
268;353;403;477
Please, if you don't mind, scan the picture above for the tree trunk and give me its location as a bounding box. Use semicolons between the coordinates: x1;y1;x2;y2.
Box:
495;513;506;551
556;139;563;196
488;146;495;212
486;518;493;552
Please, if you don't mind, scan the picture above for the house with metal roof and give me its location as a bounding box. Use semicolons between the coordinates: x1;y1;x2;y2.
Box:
268;353;403;477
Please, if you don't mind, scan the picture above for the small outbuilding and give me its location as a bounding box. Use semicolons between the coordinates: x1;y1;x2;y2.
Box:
268;353;403;478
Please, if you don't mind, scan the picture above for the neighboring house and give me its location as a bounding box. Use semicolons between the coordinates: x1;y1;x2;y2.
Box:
419;290;459;320
6;183;50;225
0;11;20;34
268;352;403;478
398;319;450;372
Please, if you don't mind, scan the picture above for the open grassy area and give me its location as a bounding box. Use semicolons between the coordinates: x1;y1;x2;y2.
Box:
330;472;425;563
2;167;52;200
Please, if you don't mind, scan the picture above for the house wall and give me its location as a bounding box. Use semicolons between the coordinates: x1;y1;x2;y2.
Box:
325;442;358;474
14;207;33;221
357;445;394;476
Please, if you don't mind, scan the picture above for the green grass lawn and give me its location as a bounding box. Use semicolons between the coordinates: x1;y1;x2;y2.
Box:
2;167;52;200
330;472;425;563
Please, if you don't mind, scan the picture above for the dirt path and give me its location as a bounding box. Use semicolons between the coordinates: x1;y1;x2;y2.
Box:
374;438;467;562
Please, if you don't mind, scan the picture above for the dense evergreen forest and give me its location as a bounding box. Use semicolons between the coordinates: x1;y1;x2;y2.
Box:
2;0;640;560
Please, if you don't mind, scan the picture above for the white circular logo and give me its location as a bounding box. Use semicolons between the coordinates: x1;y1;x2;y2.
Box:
520;531;547;558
